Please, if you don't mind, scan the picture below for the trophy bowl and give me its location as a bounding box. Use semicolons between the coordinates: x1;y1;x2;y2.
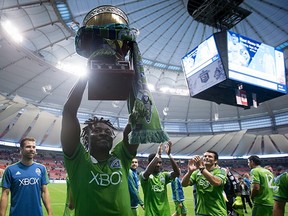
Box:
77;5;135;100
83;5;129;26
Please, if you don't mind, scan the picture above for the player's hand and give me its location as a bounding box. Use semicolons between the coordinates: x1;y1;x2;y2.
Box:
165;141;172;155
157;143;163;157
193;155;203;168
188;158;197;172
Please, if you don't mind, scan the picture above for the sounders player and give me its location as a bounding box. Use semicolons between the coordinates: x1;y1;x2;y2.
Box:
140;143;180;216
182;150;227;216
273;172;288;216
61;77;139;216
248;155;274;216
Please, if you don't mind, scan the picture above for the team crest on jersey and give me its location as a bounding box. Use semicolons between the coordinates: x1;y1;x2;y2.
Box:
110;158;122;169
35;168;41;176
160;175;165;184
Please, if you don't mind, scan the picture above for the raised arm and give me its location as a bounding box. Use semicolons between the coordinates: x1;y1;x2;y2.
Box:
181;159;197;187
165;141;180;179
142;144;162;179
61;77;87;157
123;123;139;156
194;155;223;186
201;168;223;186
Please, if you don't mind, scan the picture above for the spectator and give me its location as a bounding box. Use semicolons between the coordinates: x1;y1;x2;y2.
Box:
248;155;274;216
61;77;139;216
128;158;144;216
238;177;253;213
264;165;274;174
243;172;251;190
140;142;180;216
0;137;52;216
273;171;288;216
232;194;244;216
275;165;285;177
171;168;187;216
182;150;227;215
222;167;240;216
0;169;4;182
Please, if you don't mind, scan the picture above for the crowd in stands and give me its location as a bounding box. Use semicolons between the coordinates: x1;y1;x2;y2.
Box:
0;145;66;180
0;145;287;180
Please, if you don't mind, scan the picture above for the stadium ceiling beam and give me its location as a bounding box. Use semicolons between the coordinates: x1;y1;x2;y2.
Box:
264;102;277;133
0;0;50;11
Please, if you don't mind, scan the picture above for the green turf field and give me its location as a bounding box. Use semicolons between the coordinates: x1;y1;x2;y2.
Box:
1;183;287;216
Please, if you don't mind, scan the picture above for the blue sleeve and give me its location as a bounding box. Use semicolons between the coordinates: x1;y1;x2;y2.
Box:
40;165;49;185
1;167;12;189
128;172;139;201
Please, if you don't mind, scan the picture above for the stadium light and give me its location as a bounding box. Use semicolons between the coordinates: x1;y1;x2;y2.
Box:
1;20;23;43
56;61;87;76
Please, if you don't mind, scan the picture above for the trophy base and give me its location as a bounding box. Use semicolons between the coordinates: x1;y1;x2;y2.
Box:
88;68;134;100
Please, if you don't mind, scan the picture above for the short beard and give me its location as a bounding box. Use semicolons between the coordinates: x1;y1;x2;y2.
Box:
89;135;113;152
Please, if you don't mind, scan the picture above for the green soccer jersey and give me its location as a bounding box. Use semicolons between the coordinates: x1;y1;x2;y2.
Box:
189;168;227;216
140;171;172;216
250;166;274;206
274;172;288;202
64;141;134;216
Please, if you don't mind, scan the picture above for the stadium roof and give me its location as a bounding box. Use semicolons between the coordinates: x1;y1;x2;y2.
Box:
0;0;287;157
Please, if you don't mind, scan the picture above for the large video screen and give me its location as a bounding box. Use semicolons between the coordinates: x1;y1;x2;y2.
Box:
227;31;287;93
182;35;226;96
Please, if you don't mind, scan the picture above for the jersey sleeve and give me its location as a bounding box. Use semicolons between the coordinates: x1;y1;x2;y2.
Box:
40;164;50;185
250;169;260;184
1;167;12;189
112;140;134;170
215;168;227;185
189;170;199;186
274;172;288;202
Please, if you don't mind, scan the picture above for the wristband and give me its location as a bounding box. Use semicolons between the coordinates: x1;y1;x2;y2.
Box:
199;166;205;173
